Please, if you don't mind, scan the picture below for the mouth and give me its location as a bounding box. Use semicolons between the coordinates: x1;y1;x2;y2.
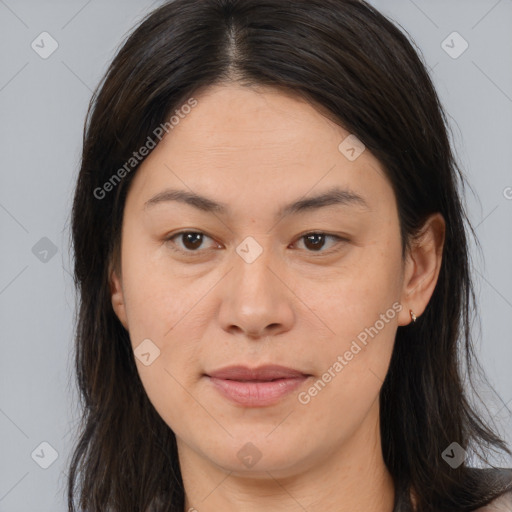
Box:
205;365;311;407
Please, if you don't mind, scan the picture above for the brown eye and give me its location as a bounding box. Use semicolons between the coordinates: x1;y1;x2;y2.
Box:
296;233;347;253
180;232;204;250
303;233;327;251
167;231;216;252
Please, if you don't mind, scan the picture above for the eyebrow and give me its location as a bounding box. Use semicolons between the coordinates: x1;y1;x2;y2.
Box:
143;185;370;219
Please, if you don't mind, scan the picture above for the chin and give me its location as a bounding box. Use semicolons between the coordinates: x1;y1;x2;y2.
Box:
198;435;312;476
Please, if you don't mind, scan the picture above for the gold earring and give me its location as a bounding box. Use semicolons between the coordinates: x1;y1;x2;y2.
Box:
410;309;417;323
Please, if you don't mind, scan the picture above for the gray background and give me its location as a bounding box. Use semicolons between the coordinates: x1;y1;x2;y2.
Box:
0;0;511;510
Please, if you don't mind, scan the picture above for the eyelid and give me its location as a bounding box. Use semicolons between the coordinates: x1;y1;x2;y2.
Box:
165;230;349;255
292;232;348;254
165;231;219;252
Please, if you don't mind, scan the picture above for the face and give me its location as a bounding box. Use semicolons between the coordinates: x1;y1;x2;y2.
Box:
110;83;443;479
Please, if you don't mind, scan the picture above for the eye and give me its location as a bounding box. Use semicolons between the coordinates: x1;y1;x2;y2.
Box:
166;231;218;252
293;232;348;253
165;230;348;256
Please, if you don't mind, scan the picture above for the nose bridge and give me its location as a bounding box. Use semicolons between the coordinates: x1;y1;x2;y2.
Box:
233;235;279;304
218;234;294;337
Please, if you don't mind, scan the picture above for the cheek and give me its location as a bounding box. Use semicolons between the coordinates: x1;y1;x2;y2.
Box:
309;244;403;343
118;244;212;419
120;243;194;343
301;240;402;404
297;308;398;442
135;359;207;443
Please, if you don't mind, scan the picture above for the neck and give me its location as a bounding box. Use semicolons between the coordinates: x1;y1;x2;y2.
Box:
179;400;395;512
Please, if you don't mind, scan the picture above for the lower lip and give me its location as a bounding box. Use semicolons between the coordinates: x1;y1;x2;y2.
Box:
207;376;309;407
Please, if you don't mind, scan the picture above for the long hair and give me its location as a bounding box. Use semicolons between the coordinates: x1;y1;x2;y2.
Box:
68;1;512;510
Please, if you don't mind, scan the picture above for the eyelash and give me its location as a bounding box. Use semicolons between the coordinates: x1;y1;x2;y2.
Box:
164;231;349;256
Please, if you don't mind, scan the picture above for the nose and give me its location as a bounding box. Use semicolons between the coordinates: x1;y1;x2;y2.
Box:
217;243;295;340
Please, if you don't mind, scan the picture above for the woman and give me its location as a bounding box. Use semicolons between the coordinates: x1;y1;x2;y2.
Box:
67;0;512;510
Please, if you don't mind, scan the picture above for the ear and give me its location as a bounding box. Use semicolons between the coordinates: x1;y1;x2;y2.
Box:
109;264;129;330
397;213;445;326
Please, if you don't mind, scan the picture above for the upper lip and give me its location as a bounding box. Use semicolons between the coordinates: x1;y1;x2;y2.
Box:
206;365;309;381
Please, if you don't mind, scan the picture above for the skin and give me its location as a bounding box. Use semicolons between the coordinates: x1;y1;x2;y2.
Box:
110;83;445;512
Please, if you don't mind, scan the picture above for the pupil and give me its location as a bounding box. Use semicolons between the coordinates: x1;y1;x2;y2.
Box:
180;233;326;251
183;233;203;250
305;234;325;251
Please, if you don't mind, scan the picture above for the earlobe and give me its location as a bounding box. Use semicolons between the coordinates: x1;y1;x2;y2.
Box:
398;213;446;326
109;267;129;330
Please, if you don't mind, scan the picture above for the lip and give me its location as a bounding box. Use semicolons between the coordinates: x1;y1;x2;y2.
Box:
206;365;311;407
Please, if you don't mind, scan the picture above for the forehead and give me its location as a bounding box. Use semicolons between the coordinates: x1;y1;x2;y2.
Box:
169;84;347;156
125;83;394;216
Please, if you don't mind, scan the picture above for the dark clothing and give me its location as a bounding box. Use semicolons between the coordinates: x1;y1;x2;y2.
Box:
392;468;512;511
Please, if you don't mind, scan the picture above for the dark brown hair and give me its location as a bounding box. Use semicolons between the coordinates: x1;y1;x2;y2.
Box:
68;1;512;510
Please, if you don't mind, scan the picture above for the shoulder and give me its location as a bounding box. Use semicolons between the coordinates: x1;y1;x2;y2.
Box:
474;493;512;511
471;468;512;512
